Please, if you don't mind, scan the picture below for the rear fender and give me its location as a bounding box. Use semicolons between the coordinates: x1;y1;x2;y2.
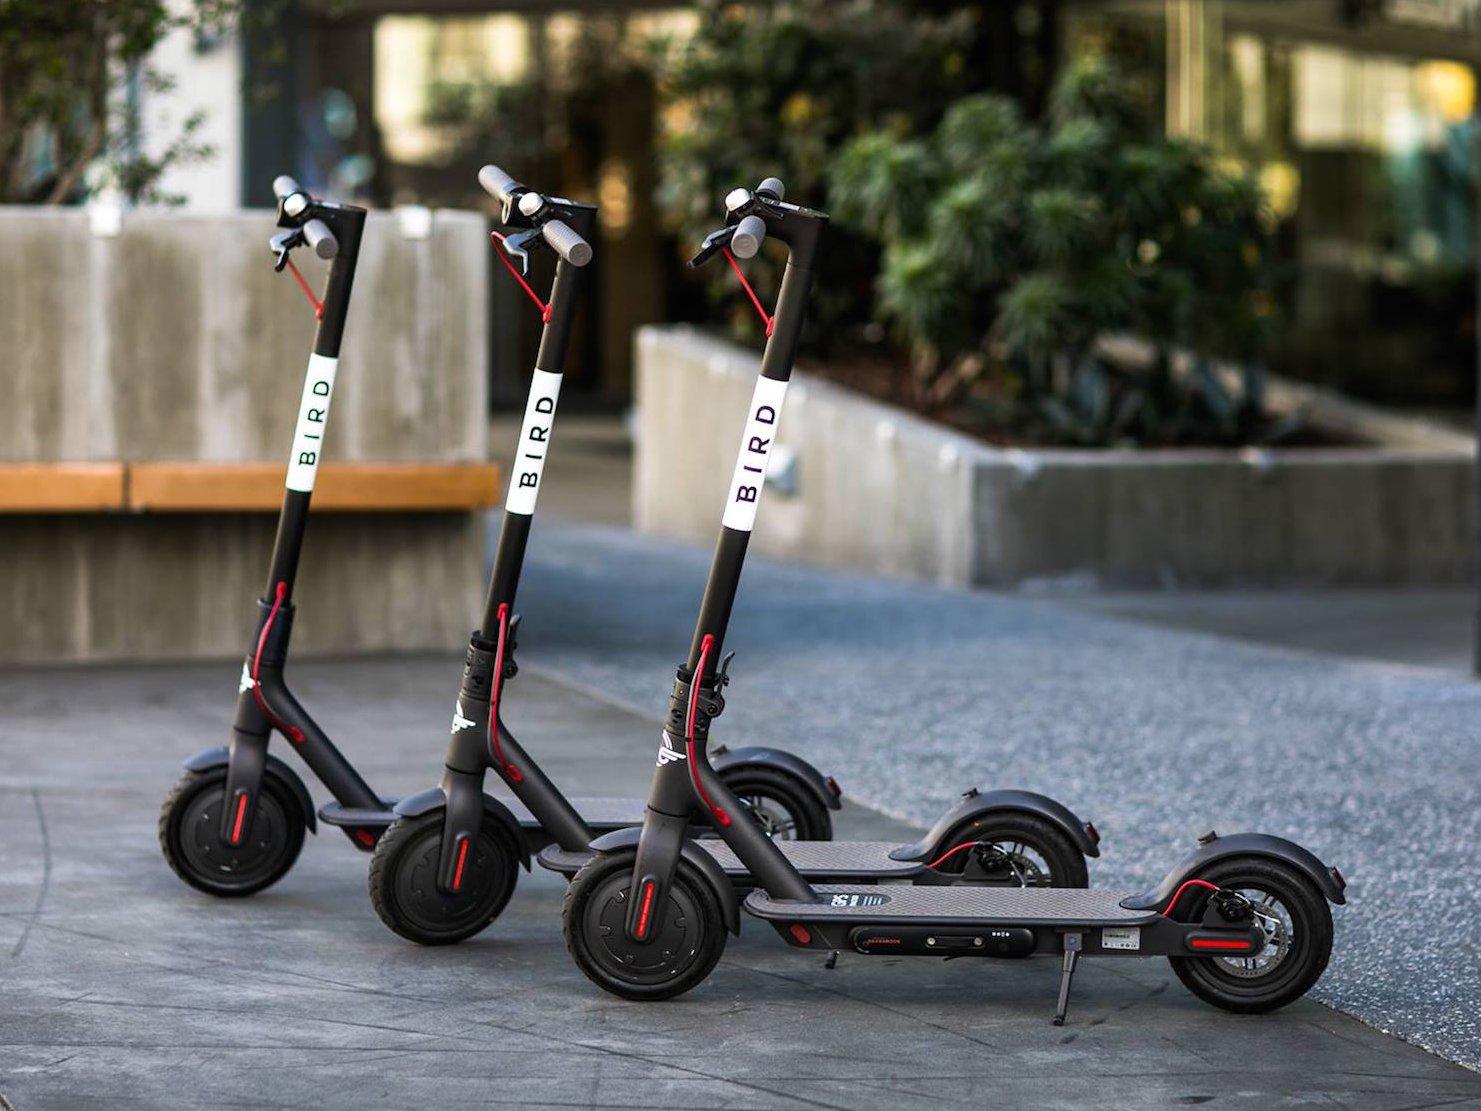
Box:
889;788;1098;862
712;745;841;811
1120;831;1346;909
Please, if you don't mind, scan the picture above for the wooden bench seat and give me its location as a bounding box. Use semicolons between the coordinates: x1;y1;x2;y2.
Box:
0;462;500;513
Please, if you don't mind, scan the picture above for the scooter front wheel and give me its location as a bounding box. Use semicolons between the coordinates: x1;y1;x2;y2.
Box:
564;849;726;1001
367;811;518;945
1168;856;1333;1013
158;767;307;897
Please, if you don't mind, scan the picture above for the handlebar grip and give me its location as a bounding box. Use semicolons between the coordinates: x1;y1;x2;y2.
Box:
478;164;519;206
302;219;338;260
273;175;302;201
757;177;785;201
541;219;593;267
729;214;767;260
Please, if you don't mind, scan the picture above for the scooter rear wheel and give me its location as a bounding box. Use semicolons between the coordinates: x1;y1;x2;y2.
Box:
564;849;726;1001
1169;856;1333;1013
715;766;831;841
367;811;518;945
158;767;306;897
929;813;1089;888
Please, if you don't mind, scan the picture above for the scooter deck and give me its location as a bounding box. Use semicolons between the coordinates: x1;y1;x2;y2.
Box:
537;840;924;881
745;884;1155;928
318;795;642;834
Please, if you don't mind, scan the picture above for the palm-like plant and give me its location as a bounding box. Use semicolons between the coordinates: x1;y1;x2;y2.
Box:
829;56;1284;447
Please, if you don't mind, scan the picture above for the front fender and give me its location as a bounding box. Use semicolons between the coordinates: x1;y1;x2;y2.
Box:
888;788;1098;862
391;785;530;871
712;745;841;811
182;745;317;833
587;827;741;935
1121;831;1347;909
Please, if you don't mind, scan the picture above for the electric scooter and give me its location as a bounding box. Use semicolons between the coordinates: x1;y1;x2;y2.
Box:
158;174;839;902
561;181;1346;1021
391;173;1110;948
366;166;859;944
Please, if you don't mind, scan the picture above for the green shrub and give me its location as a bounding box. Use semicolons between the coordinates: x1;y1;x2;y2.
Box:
830;56;1284;447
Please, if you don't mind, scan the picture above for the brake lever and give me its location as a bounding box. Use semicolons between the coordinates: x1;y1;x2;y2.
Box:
270;229;302;272
499;227;543;276
688;225;736;269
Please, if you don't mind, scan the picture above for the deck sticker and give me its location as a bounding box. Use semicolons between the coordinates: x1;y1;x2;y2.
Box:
505;369;562;515
1101;926;1141;951
721;375;788;532
285;354;339;492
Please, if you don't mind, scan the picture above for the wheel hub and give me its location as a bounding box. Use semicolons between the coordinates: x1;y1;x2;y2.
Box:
586;874;702;985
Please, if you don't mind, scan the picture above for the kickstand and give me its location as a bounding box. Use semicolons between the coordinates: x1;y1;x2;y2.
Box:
824;950;838;970
1053;932;1083;1027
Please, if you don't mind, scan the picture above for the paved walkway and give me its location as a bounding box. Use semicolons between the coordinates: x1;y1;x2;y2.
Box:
518;520;1481;1073
2;652;1478;1108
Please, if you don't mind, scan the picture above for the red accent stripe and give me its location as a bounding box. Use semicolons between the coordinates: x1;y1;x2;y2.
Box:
722;247;774;336
635;881;656;940
230;792;249;845
451;837;469;891
1189;937;1256;951
491;231;553;322
1162;878;1220;918
252;581;305;744
685;634;730;827
926;841;980;871
487;603;522;783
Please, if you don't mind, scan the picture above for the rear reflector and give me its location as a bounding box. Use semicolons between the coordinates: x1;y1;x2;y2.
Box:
1188;937;1255;952
788;923;811;945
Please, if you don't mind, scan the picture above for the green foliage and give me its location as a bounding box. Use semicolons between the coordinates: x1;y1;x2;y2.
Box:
649;0;972;340
830;55;1284;447
0;1;245;205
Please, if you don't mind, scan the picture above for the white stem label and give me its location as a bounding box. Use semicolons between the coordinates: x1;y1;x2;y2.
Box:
721;375;788;532
285;354;339;492
505;369;563;515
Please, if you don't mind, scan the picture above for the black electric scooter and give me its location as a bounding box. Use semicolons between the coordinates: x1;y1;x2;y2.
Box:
365;166;863;944
562;181;1346;1021
158;174;838;902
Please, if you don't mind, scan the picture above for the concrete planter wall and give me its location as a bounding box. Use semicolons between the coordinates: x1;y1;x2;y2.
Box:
0;205;490;662
634;326;1474;588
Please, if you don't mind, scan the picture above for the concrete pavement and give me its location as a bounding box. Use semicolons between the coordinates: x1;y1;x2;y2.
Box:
3;654;1479;1108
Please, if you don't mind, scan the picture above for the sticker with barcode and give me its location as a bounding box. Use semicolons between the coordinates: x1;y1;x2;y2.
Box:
1101;927;1141;951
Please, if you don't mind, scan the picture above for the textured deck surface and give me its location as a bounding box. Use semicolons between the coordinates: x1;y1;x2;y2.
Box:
748;884;1153;926
701;838;921;877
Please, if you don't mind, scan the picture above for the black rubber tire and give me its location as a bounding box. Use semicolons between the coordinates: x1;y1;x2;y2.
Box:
1169;856;1333;1014
158;767;307;897
367;811;519;945
930;812;1089;888
564;849;727;1001
715;766;832;842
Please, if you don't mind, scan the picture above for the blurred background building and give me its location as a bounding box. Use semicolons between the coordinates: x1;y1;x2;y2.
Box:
133;0;1478;416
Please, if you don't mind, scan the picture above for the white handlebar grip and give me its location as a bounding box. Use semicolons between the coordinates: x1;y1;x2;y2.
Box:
757;177;785;201
302;219;338;260
730;214;766;260
272;175;301;201
478;164;519;205
541;219;593;267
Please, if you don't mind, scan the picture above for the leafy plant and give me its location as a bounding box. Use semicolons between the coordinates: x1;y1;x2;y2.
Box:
648;0;973;342
830;56;1286;447
0;1;246;205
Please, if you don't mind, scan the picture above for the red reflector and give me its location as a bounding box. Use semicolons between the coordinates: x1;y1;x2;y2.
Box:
1332;866;1345;889
788;923;812;945
354;829;376;847
1085;822;1100;845
451;837;469;891
636;881;656;940
1189;938;1254;952
825;777;842;798
230;792;249;845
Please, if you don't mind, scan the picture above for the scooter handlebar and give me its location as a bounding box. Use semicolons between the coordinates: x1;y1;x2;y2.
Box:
729;214;767;260
302;218;338;260
756;177;785;201
272;175;302;201
541;219;593;267
478;164;519;206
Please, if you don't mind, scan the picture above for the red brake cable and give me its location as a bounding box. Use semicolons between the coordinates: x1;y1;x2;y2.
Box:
685;633;730;827
488;602;522;783
252;581;305;744
491;231;553;323
722;247;774;337
283;256;325;320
